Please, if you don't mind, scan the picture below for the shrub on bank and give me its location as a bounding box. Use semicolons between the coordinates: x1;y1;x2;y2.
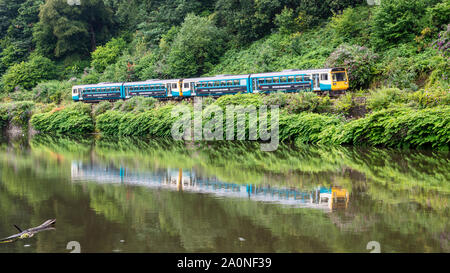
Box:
96;105;177;137
30;103;94;135
279;112;343;144
32;80;73;104
0;101;35;130
320;106;450;149
366;87;407;111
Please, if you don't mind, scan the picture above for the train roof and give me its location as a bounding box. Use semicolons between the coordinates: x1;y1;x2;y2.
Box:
72;82;123;88
184;74;251;82
123;79;180;85
249;68;333;77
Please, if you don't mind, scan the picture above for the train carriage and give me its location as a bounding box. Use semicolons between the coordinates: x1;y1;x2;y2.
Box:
250;70;314;93
123;80;167;99
186;74;251;96
72;82;123;102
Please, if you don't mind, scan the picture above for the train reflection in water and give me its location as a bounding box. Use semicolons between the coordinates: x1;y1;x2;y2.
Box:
71;162;349;211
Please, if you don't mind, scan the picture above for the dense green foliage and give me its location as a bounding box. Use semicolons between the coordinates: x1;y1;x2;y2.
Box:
0;101;34;129
1;54;56;93
0;0;448;95
96;104;178;137
30;103;94;135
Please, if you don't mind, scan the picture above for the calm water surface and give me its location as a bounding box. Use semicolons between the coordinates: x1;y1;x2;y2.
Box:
0;136;448;253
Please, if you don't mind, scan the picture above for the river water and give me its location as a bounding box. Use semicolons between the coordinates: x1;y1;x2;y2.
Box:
0;136;448;253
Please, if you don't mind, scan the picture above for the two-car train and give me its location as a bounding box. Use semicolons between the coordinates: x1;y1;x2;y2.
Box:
72;68;349;102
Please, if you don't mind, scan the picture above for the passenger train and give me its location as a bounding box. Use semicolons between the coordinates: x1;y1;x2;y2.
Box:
72;68;349;102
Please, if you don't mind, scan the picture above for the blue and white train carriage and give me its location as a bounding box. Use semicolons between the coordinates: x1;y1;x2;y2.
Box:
72;68;348;102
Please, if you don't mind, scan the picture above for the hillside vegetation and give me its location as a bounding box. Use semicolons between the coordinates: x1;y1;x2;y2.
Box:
0;0;448;148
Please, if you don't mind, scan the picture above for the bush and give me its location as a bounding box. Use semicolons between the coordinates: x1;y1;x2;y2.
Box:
213;93;263;109
32;80;73;104
30;103;94;135
332;93;354;116
366;88;407;111
279;112;343;144
0;101;35;129
376;45;420;91
262;92;289;107
95;110;124;136
93;101;113;117
119;96;158;113
326;44;378;89
96;105;177;137
1;55;57;93
285;92;331;114
408;87;450;109
432;24;450;58
323;106;450;149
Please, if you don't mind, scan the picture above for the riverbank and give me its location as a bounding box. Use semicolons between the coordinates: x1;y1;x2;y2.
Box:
1;89;449;150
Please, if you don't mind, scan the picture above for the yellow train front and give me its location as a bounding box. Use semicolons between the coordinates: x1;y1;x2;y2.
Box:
330;68;349;92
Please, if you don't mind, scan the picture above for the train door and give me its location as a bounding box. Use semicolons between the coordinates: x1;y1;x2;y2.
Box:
178;79;183;97
312;74;320;91
124;85;129;98
166;83;172;96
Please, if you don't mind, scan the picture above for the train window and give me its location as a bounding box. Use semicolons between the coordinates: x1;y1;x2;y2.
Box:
273;78;280;83
258;79;265;85
304;76;311;81
320;74;328;81
227;80;232;86
220;81;226;86
184;83;189;88
234;80;240;85
288;76;295;82
264;78;271;83
207;82;212;87
172;83;177;88
280;77;287;82
295;76;302;82
332;72;347;82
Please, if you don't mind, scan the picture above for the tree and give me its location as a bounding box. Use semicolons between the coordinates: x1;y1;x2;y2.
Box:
167;14;226;78
0;0;43;70
91;37;127;72
34;0;114;59
372;0;441;49
0;0;25;40
275;7;300;35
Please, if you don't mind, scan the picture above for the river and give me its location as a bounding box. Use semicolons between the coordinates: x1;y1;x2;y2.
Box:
0;136;448;253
